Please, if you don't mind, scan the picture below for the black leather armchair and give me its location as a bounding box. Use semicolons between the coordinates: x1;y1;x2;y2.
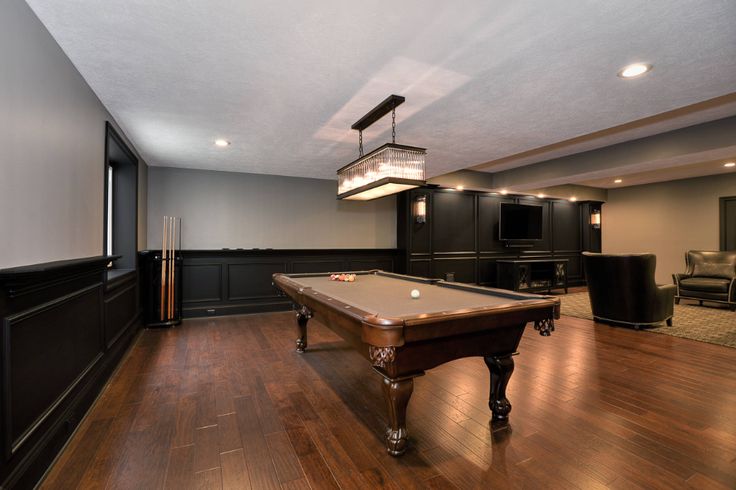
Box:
582;252;675;329
673;250;736;311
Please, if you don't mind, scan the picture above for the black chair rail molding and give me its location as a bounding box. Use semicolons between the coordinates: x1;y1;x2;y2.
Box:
0;255;141;489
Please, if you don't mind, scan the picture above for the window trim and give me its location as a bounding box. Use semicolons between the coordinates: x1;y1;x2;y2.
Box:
103;121;138;270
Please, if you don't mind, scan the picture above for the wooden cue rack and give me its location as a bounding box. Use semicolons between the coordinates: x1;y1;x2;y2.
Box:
145;216;182;327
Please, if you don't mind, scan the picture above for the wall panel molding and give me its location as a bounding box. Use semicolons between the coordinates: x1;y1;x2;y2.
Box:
0;255;140;489
397;188;601;287
141;249;402;319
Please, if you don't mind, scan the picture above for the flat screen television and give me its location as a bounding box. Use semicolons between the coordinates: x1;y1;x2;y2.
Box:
499;203;543;240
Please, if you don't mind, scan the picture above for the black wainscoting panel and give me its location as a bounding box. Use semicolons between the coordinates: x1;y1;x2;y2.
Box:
478;195;515;252
433;257;477;283
141;249;402;318
182;264;223;303
432;191;475;253
292;260;344;274
552;200;581;252
409;259;431;278
0;255;140;489
104;276;137;348
348;258;395;271
228;262;287;300
6;285;103;455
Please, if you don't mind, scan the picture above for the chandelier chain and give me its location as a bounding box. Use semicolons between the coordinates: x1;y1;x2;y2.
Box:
358;130;363;157
392;104;396;144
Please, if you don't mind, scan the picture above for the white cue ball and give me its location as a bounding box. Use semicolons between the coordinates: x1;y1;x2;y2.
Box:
410;289;421;299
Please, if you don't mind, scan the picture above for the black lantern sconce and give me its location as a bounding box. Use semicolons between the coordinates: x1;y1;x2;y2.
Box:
591;209;601;229
414;194;427;224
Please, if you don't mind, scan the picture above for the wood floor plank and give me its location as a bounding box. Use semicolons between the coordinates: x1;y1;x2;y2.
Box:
194;425;221;472
76;401;142;489
265;431;307;483
220;449;252;490
233;395;282;490
286;427;341;490
195;467;223;490
106;400;177;489
164;444;195;490
217;413;243;453
172;392;198;447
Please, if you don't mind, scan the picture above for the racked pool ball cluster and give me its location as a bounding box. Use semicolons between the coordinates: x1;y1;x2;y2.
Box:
329;273;356;282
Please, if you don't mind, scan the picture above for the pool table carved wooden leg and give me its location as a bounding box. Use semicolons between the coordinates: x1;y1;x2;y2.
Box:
485;354;515;421
381;376;415;456
295;305;312;353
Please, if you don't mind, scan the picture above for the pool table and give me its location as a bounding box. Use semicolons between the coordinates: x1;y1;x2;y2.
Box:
272;270;560;456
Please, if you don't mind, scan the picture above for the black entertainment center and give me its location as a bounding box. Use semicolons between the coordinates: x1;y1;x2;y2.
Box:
396;187;602;289
496;258;569;293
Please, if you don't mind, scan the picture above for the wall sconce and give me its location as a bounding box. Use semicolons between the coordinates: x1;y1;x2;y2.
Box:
591;209;601;229
414;195;427;224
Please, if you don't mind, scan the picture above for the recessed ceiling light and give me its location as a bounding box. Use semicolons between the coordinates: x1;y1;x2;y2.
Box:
725;162;736;168
618;63;652;79
214;139;230;147
537;193;545;198
456;185;464;191
569;197;577;202
614;179;623;183
500;190;508;195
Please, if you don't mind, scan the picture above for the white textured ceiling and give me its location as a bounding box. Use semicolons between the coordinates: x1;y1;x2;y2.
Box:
26;0;736;180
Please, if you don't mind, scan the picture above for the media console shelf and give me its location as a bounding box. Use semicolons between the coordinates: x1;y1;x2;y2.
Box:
496;259;568;294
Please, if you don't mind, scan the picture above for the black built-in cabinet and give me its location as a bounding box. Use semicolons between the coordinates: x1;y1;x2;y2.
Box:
397;187;602;287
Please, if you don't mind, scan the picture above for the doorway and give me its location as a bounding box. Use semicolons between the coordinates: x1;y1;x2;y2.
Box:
720;196;736;250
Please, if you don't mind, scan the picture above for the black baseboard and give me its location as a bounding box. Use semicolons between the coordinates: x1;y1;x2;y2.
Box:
183;299;293;318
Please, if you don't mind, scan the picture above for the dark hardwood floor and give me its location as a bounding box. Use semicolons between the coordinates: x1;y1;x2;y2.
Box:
40;308;736;489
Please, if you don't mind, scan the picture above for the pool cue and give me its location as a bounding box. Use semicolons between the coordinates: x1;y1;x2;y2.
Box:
160;216;168;321
167;216;172;319
170;216;176;319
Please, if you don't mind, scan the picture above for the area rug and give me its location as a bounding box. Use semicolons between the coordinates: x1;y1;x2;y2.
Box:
560;292;736;348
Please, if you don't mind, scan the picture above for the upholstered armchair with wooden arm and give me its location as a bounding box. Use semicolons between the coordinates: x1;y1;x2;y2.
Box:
673;250;736;311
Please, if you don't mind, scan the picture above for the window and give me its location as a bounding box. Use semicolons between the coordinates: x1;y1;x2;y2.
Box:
106;165;114;257
104;122;138;275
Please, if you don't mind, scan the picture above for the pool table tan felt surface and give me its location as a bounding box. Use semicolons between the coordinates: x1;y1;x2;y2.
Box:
285;272;529;318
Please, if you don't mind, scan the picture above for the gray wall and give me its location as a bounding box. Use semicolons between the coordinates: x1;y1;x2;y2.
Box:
0;0;147;269
147;167;397;250
602;173;736;283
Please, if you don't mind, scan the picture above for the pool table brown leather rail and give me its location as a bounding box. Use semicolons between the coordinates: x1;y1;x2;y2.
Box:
272;270;559;456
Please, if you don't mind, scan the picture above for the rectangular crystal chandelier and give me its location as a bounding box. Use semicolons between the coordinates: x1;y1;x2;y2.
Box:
337;95;426;201
337;143;426;200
